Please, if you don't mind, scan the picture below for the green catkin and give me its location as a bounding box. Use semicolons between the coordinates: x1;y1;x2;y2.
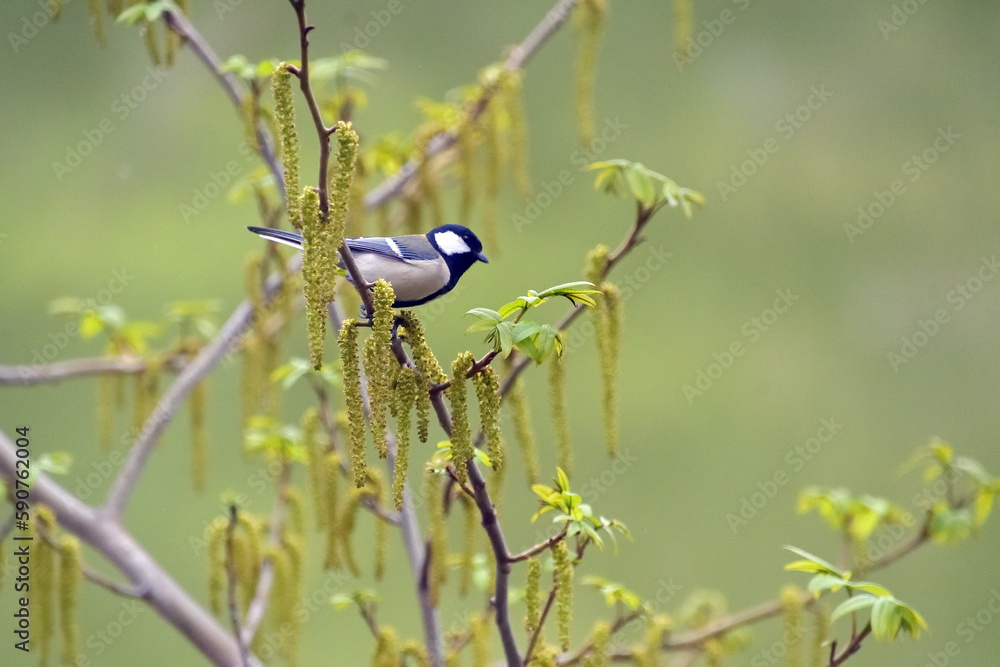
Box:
459;495;476;598
447;352;476;486
584;622;611;667
810;605;830;667
284;486;307;536
596;282;622;457
525;557;541;637
571;0;607;146
269;544;294;629
547;354;572;475
241;92;260;154
584;244;610;285
365;280;398;458
59;536;82;666
553;541;573;651
426;470;447;605
87;0;106;47
474;366;503;470
233;514;264;611
457;123;476;223
338;487;366;576
471;613;489;667
508;378;540;485
398;311;446;443
401;640;430;666
369;470;388;581
143;23;161;66
165;18;178;66
705;639;725;667
392;366;418;510
373;626;401;667
271;64;301;228
323;452;343;570
338;320;367;487
481;102;501;254
301;186;334;369
190;379;208;492
333;120;360;225
206;517;228;614
487;438;507;510
34;507;57;664
636;615;671;666
283;535;307;665
301;408;326;529
781;585;804;667
674;0;693;60
131;363;160;433
503;71;531;199
50;0;64;20
529;644;558;667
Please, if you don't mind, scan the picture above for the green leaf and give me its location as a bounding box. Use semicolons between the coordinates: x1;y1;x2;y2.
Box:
625;163;657;206
271;358;312;389
871;597;903;641
495;321;514;357
953;456;993;485
848;581;894;597
830;594;877;624
807;573;850;594
510;320;542;343
783;546;847;577
117;0;172;24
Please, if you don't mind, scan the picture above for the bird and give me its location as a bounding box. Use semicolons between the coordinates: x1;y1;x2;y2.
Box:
247;224;488;308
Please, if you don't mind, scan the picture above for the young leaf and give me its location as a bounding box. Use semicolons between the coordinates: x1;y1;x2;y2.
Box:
830;594;877;624
783;546;847;578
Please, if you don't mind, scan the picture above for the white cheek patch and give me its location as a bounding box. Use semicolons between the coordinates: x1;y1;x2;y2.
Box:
434;230;471;256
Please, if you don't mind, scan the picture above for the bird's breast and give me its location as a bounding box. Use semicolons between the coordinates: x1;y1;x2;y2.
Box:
353;255;451;303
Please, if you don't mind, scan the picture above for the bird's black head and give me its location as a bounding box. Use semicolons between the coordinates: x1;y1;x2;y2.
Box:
426;224;489;287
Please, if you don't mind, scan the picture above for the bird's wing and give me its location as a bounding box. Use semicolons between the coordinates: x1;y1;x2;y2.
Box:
346;234;439;262
247;226;304;250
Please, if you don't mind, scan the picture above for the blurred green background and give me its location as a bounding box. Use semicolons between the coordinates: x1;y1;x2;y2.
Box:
3;1;1000;665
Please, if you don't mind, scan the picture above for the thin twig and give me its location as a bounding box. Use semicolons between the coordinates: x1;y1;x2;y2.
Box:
362;0;580;211
508;526;569;563
162;8;285;201
524;588;558;665
101;255;301;519
240;460;291;646
828;622;872;666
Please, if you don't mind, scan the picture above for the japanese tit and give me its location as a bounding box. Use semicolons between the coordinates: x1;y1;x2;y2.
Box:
246;224;488;307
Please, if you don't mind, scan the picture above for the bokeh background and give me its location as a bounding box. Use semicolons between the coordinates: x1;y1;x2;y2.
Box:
3;1;1000;665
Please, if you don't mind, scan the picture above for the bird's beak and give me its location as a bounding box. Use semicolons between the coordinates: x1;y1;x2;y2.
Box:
476;251;489;263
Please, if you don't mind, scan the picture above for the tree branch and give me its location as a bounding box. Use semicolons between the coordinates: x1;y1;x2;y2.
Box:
362;0;580;211
162;8;285;201
0;355;184;386
0;430;260;667
101;256;300;519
